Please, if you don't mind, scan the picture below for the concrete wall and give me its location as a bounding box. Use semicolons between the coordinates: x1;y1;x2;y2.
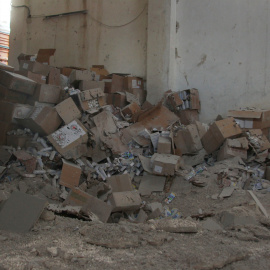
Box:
9;0;148;77
175;0;270;122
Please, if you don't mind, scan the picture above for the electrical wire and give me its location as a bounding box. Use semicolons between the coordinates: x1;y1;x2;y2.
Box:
11;3;147;28
89;4;147;28
11;5;31;18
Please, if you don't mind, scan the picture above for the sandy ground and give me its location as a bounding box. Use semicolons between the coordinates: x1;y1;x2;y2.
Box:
1;175;270;270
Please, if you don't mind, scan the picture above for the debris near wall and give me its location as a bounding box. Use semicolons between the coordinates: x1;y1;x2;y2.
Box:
0;54;270;235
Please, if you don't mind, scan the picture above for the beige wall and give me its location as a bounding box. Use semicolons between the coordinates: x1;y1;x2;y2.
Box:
9;0;148;78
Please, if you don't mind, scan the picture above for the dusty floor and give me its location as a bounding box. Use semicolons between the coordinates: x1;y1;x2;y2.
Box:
1;177;270;270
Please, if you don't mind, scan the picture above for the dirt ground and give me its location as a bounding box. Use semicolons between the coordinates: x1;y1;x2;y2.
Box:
1;175;270;270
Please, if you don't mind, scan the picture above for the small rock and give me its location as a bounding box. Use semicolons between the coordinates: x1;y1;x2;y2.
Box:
198;209;203;215
47;247;58;257
0;236;7;241
40;210;55;221
211;194;219;200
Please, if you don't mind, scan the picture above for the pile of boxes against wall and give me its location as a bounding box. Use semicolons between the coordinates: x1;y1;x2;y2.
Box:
0;49;270;231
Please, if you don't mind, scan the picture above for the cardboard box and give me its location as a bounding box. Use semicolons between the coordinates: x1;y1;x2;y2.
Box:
110;74;125;93
0;101;33;124
47;119;88;159
56;97;82;124
6;134;30;148
17;53;35;63
202;118;242;154
0;62;14;72
15;70;47;84
17;106;62;136
122;102;141;117
60;67;74;77
29;84;61;104
228;109;270;129
151;153;181;176
19;60;51;76
176;109;199;125
157;136;172;154
0;70;37;96
0;121;17;145
166;92;183;111
108;191;142;212
107;174;133;192
36;49;56;65
47;67;60;86
179;89;200;110
174;124;202;154
91;66;109;81
69;70;92;83
79;88;106;114
64;188;112;223
217;138;248;161
127;89;147;105
79;80;105;91
124;77;144;91
113;92;127;108
0;84;28;104
60;159;81;189
245;129;270;152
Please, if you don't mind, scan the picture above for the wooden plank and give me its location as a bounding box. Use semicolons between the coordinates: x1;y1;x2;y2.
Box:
248;190;269;218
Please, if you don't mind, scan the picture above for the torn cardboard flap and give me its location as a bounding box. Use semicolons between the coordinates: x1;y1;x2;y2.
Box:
60;159;82;189
36;49;56;65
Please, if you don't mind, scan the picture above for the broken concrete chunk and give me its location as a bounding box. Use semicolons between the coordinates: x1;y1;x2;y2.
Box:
219;186;235;198
108;191;142;212
60;159;82;189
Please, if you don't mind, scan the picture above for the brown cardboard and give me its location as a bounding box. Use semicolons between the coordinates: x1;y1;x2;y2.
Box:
174;124;202;154
60;159;82;189
124;77;144;91
79;80;105;91
69;70;92;83
265;166;270;181
56;97;82;124
15;70;47;84
36;49;56;65
176;109;199;125
166;92;183;111
0;121;17;145
0;62;14;72
0;101;33;124
17;106;62;136
30;84;61;104
122;102;141;117
195;121;208;139
180;89;201;110
47;119;88;159
217;138;248;161
138;175;166;196
113;92;127;108
0;70;37;95
202;117;242;154
107;174;133;192
6;135;30;148
228;109;270;129
19;60;51;76
0;84;28;104
157;136;172;154
79;88;106;113
64;188;112;223
110;74;125;93
61;67;75;77
151;153;181;176
246;129;270;152
17;53;35;63
47;67;61;86
108;191;142;212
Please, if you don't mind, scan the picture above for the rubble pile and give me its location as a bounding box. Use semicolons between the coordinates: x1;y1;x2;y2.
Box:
0;50;270;234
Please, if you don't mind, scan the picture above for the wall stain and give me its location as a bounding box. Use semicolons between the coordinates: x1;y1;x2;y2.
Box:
197;54;207;67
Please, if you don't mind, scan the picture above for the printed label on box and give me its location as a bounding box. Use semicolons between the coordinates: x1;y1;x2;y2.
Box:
23;63;29;69
51;120;86;148
132;80;137;89
41;76;46;81
154;165;163;173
